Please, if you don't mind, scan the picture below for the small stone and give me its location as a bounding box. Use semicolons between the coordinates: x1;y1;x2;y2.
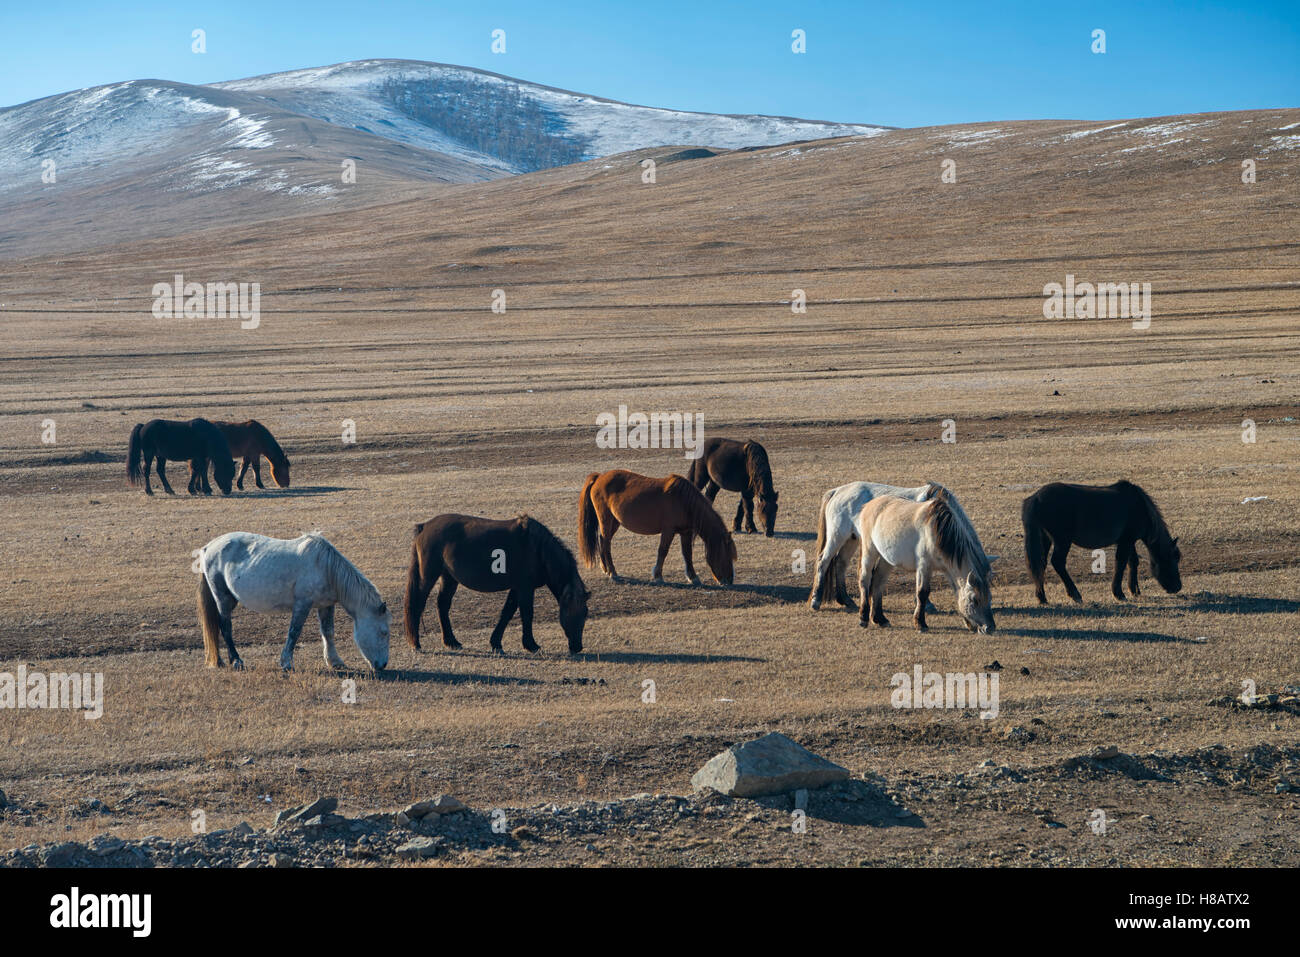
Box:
1094;746;1121;760
274;796;337;826
690;732;850;798
510;825;536;841
395;836;444;860
231;822;254;837
402;795;467;819
267;852;293;868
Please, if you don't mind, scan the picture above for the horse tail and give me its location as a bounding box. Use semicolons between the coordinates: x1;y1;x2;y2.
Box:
403;528;430;651
577;473;601;569
126;423;144;485
197;573;223;668
1021;494;1048;583
813;488;839;605
687;452;707;488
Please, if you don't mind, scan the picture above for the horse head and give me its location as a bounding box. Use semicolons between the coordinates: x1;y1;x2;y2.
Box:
353;600;391;671
557;581;590;654
956;570;996;635
212;456;236;496
707;532;737;586
270;456;291;488
1150;535;1183;594
757;489;779;537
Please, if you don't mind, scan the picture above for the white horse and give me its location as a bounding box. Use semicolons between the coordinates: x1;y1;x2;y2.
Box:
855;488;996;634
808;481;993;610
197;532;390;671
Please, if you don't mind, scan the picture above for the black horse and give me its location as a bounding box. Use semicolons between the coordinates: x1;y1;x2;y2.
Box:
403;514;589;654
126;418;236;496
1021;480;1182;604
688;437;779;536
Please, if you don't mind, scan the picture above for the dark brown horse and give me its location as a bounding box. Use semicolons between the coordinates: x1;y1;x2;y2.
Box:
127;418;235;496
214;420;290;490
1021;480;1182;604
688;437;779;536
404;514;589;654
579;469;736;585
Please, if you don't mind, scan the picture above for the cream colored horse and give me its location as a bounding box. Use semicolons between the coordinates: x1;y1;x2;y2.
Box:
855;488;996;634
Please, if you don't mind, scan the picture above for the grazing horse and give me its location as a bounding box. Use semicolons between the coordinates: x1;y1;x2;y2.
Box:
855;487;996;634
197;532;390;671
1021;480;1182;604
127;418;236;496
214;420;290;490
404;514;589;654
579;469;736;585
809;481;990;610
688;437;779;536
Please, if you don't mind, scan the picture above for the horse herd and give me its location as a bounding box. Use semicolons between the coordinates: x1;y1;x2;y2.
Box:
125;417;1185;672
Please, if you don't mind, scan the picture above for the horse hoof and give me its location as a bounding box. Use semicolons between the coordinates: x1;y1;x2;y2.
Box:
522;644;540;654
809;599;821;611
875;617;891;628
443;640;462;650
858;617;869;628
231;659;244;671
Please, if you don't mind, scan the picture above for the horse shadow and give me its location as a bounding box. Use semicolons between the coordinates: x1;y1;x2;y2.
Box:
1178;592;1300;615
749;778;924;828
728;581;813;603
244;485;351;497
581;650;765;664
770;530;815;542
371;668;543;686
1001;627;1196;644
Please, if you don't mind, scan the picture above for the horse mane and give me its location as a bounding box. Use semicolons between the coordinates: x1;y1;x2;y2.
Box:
515;514;583;592
668;475;737;571
307;534;383;613
246;419;287;464
1117;480;1172;544
926;486;990;579
743;441;776;499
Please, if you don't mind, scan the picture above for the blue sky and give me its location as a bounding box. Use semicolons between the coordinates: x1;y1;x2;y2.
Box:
1;1;1296;126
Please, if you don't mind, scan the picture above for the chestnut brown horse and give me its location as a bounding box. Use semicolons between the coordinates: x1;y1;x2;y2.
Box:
579;469;736;585
214;420;290;490
688;437;779;537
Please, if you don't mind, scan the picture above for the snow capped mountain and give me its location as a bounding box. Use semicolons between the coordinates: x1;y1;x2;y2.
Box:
210;59;889;174
0;59;887;257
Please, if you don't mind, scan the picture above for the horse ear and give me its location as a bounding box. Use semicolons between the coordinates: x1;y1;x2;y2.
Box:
1172;536;1179;545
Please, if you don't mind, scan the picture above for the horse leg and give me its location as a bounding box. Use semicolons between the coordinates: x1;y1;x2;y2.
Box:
1031;531;1051;604
517;588;539;652
652;530;674;582
142;453;154;496
187;462;198;495
1111;540;1133;601
1050;542;1083;603
733;498;745;532
740;492;757;534
279;599;313;671
913;563;931;632
251;457;265;490
237;458;251;491
489;591;519;652
857;544;875;627
212;577;241;669
318;605;345;669
870;562;892;627
680;529;700;584
199;457;213;495
704;480;720;503
156;457;176;495
435;575;462;649
597;511;621;581
1128;547;1141;596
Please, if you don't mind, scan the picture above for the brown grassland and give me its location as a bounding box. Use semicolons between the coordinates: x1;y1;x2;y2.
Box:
0;110;1298;865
